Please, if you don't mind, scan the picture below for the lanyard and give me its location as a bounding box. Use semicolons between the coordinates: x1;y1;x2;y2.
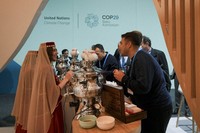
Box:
121;56;125;68
99;53;109;69
129;50;140;77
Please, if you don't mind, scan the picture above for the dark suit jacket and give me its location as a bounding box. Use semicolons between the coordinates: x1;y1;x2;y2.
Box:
114;49;131;73
121;50;172;110
95;53;119;81
150;48;171;91
150;48;169;74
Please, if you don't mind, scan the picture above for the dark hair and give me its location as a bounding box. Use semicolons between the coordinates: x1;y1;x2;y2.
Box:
142;35;151;47
62;49;69;54
121;31;142;46
91;44;105;52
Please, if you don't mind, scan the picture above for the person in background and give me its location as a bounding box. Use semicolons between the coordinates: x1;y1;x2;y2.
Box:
114;48;132;97
12;51;38;133
56;49;72;76
114;30;172;133
27;42;73;133
62;49;72;59
141;35;171;92
114;48;130;73
92;44;119;81
61;49;72;65
170;69;180;114
170;69;191;116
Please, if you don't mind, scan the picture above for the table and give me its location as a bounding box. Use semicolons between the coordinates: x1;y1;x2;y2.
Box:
72;117;141;133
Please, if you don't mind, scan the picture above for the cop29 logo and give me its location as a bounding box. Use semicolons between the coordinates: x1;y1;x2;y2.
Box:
102;15;119;20
85;14;99;28
85;14;119;28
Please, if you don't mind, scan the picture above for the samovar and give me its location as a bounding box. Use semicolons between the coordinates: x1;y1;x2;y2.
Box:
71;50;104;117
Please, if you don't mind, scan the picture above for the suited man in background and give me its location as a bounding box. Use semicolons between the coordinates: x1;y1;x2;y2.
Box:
114;48;131;73
141;35;171;92
114;48;132;97
92;44;119;81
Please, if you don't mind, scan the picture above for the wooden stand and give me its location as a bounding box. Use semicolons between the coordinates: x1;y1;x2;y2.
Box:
101;84;147;123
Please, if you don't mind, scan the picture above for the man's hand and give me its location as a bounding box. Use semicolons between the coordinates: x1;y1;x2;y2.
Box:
113;69;125;82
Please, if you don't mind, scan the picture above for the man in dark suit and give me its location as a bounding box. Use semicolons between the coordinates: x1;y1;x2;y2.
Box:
114;48;132;97
114;30;172;133
61;49;72;63
114;48;131;73
92;44;119;81
141;36;171;92
56;49;72;76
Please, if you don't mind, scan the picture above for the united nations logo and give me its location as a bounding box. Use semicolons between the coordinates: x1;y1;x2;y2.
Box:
85;14;99;28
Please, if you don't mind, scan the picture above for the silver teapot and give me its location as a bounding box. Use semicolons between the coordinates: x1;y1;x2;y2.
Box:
71;50;104;116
